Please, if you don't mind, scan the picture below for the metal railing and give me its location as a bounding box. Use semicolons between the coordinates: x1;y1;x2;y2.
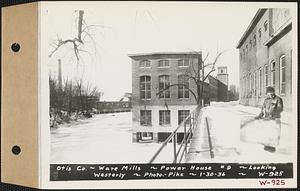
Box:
205;117;214;158
148;106;201;163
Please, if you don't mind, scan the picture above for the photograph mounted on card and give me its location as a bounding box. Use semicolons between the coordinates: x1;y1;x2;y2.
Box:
1;1;297;189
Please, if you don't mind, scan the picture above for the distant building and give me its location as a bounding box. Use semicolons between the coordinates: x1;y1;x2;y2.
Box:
128;52;229;143
97;101;131;113
228;85;239;101
216;66;229;101
236;8;292;111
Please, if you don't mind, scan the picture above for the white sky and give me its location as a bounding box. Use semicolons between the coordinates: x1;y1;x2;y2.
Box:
44;2;290;101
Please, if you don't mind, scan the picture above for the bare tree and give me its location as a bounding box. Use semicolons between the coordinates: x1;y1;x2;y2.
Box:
48;10;102;62
157;50;226;107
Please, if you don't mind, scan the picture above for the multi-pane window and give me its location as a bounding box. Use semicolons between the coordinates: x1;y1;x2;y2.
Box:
254;71;257;96
265;64;269;88
158;60;170;67
141;132;153;140
159;110;170;125
241;78;244;97
178;75;189;98
244;78;247;97
280;55;286;94
250;74;252;95
178;110;190;125
264;21;268;32
140;76;151;99
245;76;247;96
248;75;251;96
245;76;248;96
271;61;276;88
178;59;189;67
140;110;152;126
158;75;170;99
139;60;150;68
258;68;262;97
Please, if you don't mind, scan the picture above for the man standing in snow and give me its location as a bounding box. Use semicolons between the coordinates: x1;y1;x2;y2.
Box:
255;86;283;152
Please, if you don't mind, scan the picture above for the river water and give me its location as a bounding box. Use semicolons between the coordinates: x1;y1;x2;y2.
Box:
51;112;173;164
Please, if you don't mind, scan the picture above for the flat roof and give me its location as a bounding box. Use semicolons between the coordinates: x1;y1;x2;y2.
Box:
128;51;202;58
236;8;267;49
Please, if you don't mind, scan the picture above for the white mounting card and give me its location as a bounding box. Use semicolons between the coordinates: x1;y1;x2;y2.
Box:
1;1;298;189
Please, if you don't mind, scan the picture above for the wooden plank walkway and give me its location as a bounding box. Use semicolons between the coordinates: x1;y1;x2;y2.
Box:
184;106;240;163
185;108;214;162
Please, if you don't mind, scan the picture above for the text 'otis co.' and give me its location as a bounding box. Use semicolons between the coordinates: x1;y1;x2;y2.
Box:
50;163;293;181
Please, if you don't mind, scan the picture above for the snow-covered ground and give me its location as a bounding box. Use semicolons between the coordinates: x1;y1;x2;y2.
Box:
186;101;296;163
51;102;296;164
51;112;173;164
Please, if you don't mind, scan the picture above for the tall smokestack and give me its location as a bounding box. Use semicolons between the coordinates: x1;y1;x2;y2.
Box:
58;59;62;90
78;10;84;42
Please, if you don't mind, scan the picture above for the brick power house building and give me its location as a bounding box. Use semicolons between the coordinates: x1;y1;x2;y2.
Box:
237;8;292;111
129;52;228;143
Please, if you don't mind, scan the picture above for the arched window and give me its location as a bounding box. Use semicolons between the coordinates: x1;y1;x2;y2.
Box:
258;68;262;97
265;64;269;89
270;60;276;88
158;75;170;99
178;75;189;98
264;20;268;32
254;71;257;96
279;55;286;94
249;73;252;95
140;75;151;99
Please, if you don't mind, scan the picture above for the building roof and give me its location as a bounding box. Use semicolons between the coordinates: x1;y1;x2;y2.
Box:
236;8;267;49
128;51;202;58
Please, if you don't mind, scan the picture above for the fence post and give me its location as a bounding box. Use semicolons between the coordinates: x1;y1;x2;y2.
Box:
173;133;177;163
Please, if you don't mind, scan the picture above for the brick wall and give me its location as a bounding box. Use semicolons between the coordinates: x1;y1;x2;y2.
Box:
131;54;199;108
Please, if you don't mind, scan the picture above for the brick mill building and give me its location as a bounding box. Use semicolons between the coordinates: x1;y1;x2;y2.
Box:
237;8;292;111
128;52;228;143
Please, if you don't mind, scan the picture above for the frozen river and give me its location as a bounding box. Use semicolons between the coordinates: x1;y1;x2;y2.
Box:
51;112;173;164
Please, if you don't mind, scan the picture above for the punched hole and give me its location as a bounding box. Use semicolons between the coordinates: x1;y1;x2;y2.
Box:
11;43;20;52
12;145;21;155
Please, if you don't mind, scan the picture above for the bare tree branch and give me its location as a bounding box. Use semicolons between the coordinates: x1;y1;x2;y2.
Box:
48;10;101;63
156;49;226;106
155;83;198;104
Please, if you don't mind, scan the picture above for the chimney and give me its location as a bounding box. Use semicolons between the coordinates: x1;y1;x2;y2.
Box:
58;59;62;90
